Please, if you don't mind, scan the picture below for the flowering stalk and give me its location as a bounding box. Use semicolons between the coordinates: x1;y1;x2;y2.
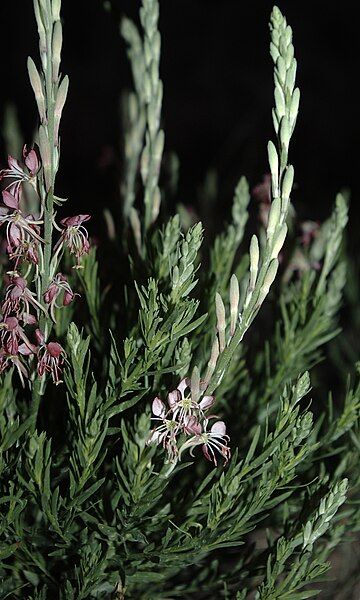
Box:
205;6;299;395
0;0;91;425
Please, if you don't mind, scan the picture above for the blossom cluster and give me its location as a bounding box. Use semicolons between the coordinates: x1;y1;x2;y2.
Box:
0;147;91;385
148;378;231;466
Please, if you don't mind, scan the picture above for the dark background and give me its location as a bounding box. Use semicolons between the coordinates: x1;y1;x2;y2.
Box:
0;0;359;241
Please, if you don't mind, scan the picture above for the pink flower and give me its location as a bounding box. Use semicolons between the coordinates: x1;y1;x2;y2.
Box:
54;214;91;268
179;419;231;466
44;273;78;322
0;147;40;197
168;378;215;425
0;190;43;266
147;397;179;461
36;333;66;385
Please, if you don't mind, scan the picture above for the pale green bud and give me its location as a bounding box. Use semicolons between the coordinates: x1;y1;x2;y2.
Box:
276;56;286;83
285;59;297;93
215;292;226;352
151;186;161;223
280;117;290;148
275;85;285;118
282;165;294;201
271;223;287;259
54;75;69;145
130;207;142;255
249;234;259;288
27;57;46;122
230;274;240;336
268;140;279;194
52;20;62;82
52;0;61;21
191;366;201;402
39;125;51;191
258;259;279;305
205;337;219;384
290;87;300;125
267;197;281;240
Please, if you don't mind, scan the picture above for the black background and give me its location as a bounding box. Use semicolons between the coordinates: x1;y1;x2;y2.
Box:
0;0;359;244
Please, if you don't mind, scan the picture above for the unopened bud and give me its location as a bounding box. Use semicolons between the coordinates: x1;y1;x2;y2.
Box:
280;117;290;148
290;87;300;125
249;234;259;289
267;197;281;241
52;20;62;82
276;56;286;83
230;274;239;336
215;292;226;352
268;140;279;195
274;85;285;118
285;59;297;93
54;75;69;145
39;125;51;191
204;337;219;385
282;165;294;201
27;57;46;122
129;207;142;255
271;223;287;259
140;145;150;183
151;186;161;223
33;0;47;53
52;0;61;22
191;366;201;403
258;259;279;305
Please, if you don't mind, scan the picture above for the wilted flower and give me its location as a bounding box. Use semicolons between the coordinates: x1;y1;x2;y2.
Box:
0;346;30;386
0;316;36;355
54;214;91;267
44;273;77;322
1;275;43;320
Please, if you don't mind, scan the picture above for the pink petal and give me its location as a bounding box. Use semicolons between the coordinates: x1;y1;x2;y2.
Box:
184;415;202;435
18;342;36;356
2;190;19;209
211;421;226;436
63;290;74;306
199;395;215;411
47;342;64;358
168;389;181;408
177;378;190;395
24;148;39;175
60;214;91;227
8;223;21;246
152;396;166;417
35;329;45;345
